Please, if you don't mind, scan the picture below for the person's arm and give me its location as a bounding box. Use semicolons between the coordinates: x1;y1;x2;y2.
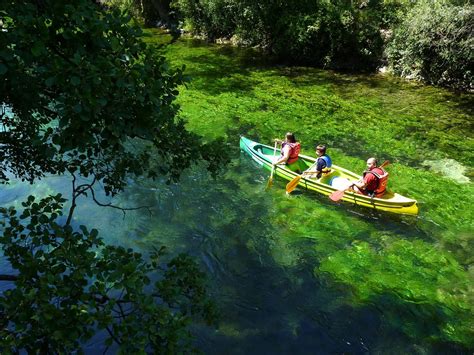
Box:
352;179;366;190
273;145;290;165
303;158;326;178
302;161;317;176
351;175;370;192
301;159;321;178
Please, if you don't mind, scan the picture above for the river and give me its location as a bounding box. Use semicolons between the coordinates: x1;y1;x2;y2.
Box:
1;30;473;353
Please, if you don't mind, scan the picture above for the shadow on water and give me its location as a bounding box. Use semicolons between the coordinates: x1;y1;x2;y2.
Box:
182;54;257;95
166;38;277;96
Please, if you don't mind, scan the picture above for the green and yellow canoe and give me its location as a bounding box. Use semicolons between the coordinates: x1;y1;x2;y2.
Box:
240;136;419;215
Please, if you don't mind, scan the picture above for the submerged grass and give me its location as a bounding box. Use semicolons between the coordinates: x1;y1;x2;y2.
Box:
142;30;474;349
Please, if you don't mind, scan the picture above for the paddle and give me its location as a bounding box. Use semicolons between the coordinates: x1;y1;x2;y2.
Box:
265;141;278;190
329;160;390;202
286;171;314;194
285;175;302;193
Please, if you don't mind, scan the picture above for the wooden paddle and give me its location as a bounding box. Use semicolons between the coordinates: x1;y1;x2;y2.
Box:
265;141;278;190
329;160;390;202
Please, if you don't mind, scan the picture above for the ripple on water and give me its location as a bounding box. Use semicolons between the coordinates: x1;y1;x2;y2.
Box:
421;158;471;183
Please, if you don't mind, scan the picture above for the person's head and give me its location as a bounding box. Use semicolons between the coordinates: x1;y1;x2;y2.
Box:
366;157;378;170
315;144;326;156
285;132;296;143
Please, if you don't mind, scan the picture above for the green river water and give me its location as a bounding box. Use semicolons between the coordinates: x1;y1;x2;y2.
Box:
1;30;473;353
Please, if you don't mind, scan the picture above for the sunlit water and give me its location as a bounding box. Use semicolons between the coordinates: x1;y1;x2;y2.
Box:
1;31;473;353
1;153;470;353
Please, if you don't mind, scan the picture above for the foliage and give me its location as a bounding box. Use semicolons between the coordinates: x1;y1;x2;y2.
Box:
268;0;385;71
170;0;391;71
0;195;216;352
318;239;474;347
105;0;174;27
170;0;238;39
0;0;228;195
170;0;472;85
0;1;225;351
386;1;474;91
104;0;144;21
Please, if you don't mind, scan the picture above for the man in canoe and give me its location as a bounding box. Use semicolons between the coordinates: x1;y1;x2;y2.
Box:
272;132;303;173
302;144;332;179
351;157;389;197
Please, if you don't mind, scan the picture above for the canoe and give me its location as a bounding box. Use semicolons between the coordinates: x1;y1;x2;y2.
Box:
240;136;419;215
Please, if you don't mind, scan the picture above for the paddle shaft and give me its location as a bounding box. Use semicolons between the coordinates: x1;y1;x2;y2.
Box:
270;141;278;179
266;141;278;189
286;159;322;193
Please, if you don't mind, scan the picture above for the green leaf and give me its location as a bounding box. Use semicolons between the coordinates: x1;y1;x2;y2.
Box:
31;41;46;57
0;63;7;75
73;104;82;113
70;76;81;86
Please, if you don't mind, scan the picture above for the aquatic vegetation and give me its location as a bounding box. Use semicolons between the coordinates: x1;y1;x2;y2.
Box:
137;30;474;349
318;239;474;347
1;28;472;352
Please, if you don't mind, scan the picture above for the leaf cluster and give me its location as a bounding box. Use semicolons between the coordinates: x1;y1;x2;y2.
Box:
0;0;226;195
386;1;473;91
0;194;216;352
170;0;393;71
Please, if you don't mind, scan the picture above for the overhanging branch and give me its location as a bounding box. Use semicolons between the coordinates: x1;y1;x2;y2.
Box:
0;274;18;281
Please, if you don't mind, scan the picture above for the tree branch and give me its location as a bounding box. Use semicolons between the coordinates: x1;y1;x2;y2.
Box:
0;274;18;281
88;183;152;218
105;325;122;346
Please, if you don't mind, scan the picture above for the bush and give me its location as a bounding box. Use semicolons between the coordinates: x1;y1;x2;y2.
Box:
172;0;386;71
171;0;237;38
386;1;473;91
271;1;384;71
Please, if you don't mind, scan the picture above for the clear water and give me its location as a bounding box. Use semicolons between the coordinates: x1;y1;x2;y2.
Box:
1;30;473;353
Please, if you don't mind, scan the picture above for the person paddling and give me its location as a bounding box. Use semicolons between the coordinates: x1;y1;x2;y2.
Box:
302;144;332;179
272;132;302;173
351;157;389;197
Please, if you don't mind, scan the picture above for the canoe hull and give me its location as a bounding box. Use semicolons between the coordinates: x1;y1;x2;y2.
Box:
240;136;419;216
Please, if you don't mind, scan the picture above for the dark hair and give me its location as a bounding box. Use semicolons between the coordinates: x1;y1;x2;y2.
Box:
316;144;326;154
285;132;296;143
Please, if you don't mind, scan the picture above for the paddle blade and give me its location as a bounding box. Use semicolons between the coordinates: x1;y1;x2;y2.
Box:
265;176;273;190
329;189;346;202
286;175;302;193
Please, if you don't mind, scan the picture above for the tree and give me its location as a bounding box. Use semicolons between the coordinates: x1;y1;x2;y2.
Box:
170;0;385;71
0;0;224;351
0;1;227;195
105;0;175;27
386;1;473;91
0;195;216;352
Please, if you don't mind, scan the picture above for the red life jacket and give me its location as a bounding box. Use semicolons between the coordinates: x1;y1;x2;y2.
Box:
282;142;301;164
363;167;389;197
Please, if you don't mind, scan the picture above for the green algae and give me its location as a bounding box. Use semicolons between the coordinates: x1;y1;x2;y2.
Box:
138;30;474;350
318;239;474;347
1;28;472;352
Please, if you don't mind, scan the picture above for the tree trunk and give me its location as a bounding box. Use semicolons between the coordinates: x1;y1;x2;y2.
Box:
150;0;170;24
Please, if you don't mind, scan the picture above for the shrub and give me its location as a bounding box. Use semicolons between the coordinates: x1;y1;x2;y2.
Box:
386;1;473;91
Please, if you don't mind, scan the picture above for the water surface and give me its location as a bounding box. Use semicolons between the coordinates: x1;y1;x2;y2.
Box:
1;30;473;353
